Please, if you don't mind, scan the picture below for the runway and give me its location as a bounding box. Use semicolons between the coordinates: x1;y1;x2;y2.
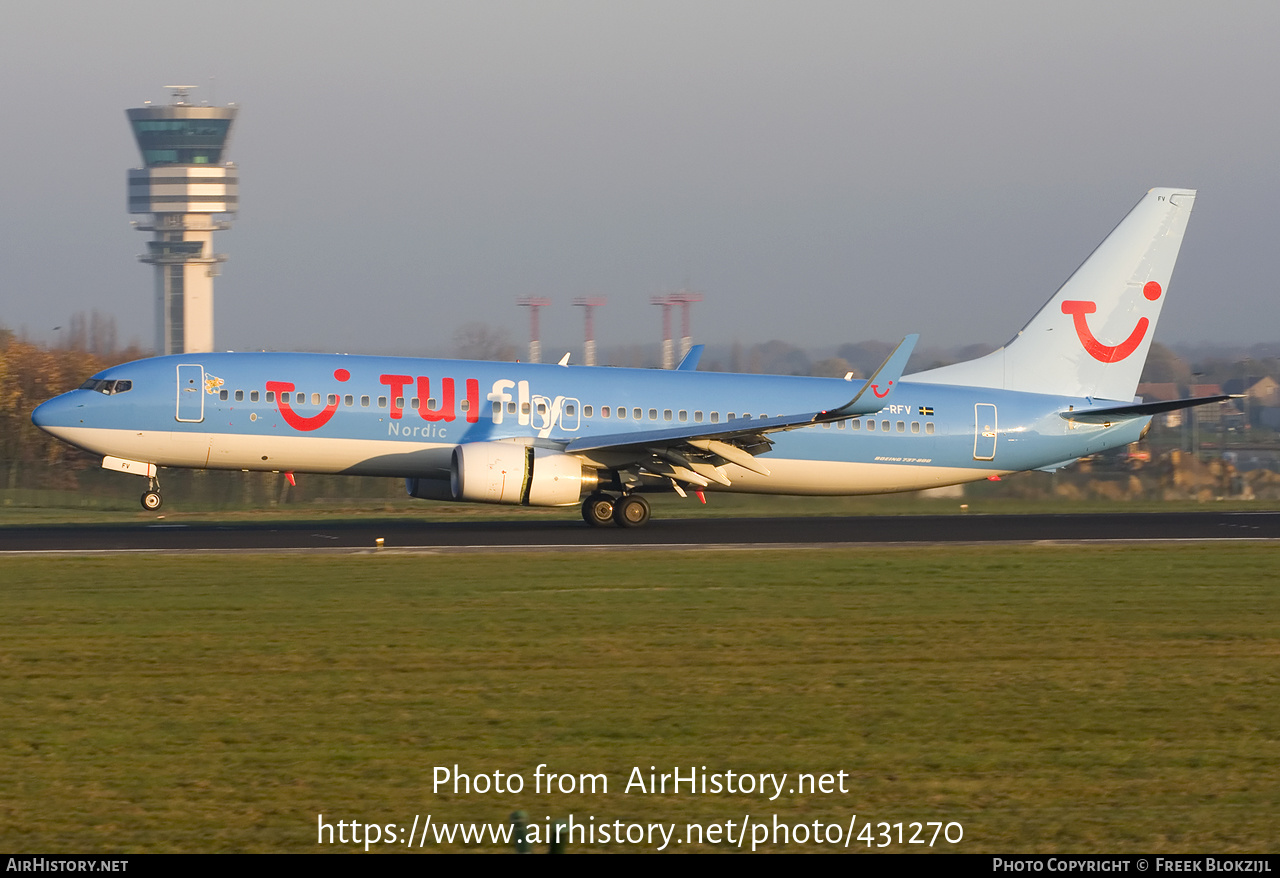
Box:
2;511;1278;553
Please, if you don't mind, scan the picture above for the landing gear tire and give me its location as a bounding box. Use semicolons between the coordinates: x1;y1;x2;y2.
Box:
141;490;163;511
612;494;651;528
582;493;616;527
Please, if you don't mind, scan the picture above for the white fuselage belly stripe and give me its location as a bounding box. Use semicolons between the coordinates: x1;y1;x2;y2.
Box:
51;426;1001;493
51;426;454;477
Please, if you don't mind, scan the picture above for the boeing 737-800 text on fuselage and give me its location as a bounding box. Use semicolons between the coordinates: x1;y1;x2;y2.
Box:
33;188;1227;527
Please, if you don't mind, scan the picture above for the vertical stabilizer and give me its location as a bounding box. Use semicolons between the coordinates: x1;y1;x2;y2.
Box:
910;188;1196;400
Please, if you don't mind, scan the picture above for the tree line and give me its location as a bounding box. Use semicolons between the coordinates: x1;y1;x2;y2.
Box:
0;319;149;491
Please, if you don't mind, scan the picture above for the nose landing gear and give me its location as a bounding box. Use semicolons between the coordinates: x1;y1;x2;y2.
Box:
141;476;162;511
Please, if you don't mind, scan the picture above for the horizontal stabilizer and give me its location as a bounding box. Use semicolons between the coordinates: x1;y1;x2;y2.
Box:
1060;394;1234;424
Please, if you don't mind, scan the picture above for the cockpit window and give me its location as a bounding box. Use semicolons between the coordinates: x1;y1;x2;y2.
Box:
79;378;132;395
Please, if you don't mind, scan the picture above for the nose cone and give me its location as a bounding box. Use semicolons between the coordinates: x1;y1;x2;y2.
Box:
31;392;81;437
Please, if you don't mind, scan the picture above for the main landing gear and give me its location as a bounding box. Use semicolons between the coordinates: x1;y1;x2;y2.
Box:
581;492;650;528
141;476;162;511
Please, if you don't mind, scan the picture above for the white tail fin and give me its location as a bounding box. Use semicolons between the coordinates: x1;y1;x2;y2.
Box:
911;188;1196;400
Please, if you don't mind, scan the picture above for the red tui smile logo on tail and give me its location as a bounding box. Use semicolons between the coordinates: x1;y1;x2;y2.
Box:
1061;282;1162;363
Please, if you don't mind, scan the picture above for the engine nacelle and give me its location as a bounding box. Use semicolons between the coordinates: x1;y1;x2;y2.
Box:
405;477;453;501
451;442;600;507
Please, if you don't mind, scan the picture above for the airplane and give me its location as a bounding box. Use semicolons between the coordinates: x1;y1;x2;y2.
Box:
32;187;1229;528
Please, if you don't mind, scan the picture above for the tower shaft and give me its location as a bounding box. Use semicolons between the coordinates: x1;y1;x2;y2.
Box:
127;87;238;355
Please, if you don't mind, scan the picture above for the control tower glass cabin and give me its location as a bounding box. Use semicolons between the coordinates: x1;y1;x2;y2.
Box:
127;87;238;355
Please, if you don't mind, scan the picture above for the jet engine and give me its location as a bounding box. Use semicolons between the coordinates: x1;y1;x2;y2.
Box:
450;442;601;506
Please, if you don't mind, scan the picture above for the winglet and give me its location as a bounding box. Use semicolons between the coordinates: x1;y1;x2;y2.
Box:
821;334;918;419
676;344;704;371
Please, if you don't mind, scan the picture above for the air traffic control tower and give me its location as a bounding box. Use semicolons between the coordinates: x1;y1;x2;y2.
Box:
127;86;238;355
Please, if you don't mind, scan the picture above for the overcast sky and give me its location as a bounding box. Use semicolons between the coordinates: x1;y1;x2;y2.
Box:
2;1;1277;358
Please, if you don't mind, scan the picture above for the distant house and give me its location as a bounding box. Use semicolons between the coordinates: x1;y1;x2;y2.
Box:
1137;382;1186;427
1136;382;1181;401
1189;383;1229;424
1223;376;1280;406
1222;376;1280;429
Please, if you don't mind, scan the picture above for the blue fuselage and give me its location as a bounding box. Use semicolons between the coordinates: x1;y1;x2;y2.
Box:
33;352;1147;497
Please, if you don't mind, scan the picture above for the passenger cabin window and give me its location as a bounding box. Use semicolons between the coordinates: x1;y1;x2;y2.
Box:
378;396;387;408
344;395;354;406
328;394;338;406
663;409;672;421
897;421;905;432
911;422;920;433
711;412;719;423
679;410;688;422
852;419;860;430
926;422;935;434
633;408;642;420
867;420;875;431
266;391;276;403
234;390;244;402
582;405;591;417
219;390;228;401
312;393;322;406
601;406;610;418
250;390;259;402
648;408;658;420
694;411;703;422
881;420;890;432
361;395;370;407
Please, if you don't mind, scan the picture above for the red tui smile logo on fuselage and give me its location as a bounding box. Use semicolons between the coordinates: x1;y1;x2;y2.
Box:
266;368;350;432
1061;281;1162;363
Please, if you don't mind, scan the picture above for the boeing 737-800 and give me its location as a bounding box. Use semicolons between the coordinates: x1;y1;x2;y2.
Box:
33;188;1227;527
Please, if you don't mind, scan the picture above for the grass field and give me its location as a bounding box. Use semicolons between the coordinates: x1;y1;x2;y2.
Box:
1;545;1277;853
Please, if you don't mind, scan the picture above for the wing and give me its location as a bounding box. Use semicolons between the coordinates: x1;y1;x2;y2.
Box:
675;344;704;371
562;335;918;489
